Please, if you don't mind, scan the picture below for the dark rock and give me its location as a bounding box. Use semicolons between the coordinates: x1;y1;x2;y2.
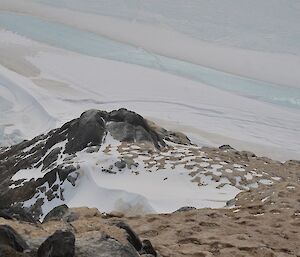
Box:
107;122;152;143
59;165;77;173
45;189;54;201
65;110;107;154
0;209;13;220
219;145;235;150
52;184;59;192
164;132;191;145
63;212;80;223
174;206;197;213
42;147;62;170
28;198;44;221
67;172;79;186
39;186;46;193
109;108;148;128
37;230;75;257
0;244;29;257
122;158;139;169
226;199;236;207
43;205;69;222
85;146;100;153
115;160;127;170
0;206;35;223
141;240;157;256
114;221;142;251
76;236;139;257
101;168;117;174
108;108;165;148
0;225;28;252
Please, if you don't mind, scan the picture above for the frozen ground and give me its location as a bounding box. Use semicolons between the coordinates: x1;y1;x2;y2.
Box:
0;1;300;161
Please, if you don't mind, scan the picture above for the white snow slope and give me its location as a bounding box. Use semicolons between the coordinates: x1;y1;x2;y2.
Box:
11;132;264;220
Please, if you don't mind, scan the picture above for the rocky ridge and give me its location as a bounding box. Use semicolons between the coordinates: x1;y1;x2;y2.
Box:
0;108;299;256
0;108;299;221
0;108;170;218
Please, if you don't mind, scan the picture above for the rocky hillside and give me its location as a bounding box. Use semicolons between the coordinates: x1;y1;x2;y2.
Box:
0;108;299;256
0;108;299;222
0;108;190;220
0;177;299;257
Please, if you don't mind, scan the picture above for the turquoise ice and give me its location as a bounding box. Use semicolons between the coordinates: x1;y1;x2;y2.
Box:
0;12;300;109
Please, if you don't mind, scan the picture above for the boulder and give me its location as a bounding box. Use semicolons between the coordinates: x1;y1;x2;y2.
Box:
0;225;28;252
115;160;127;170
63;212;80;223
174;206;196;213
65;110;107;154
109;108;147;128
108;109;165;148
107;122;152;143
76;235;139;257
114;221;142;251
37;230;75;257
43;204;69;222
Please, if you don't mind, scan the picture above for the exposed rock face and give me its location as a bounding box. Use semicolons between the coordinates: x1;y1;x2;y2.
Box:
65;110;107;154
37;230;75;257
108;109;166;148
0;108;183;219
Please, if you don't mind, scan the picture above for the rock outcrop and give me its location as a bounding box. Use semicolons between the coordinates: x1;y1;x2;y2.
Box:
0;108;186;219
37;230;75;257
0;207;160;257
0;108;299;240
0;225;28;256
